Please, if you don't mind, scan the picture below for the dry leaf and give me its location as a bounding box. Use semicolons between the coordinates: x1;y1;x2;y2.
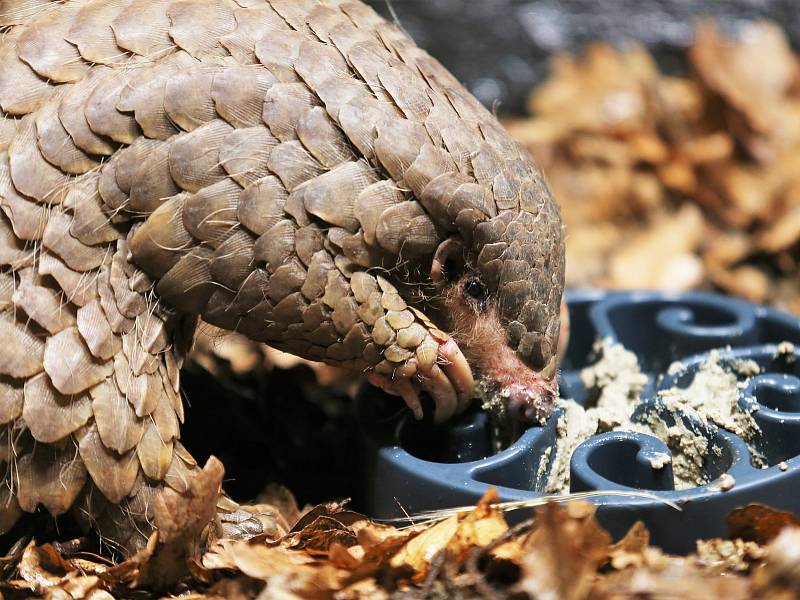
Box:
445;489;508;561
136;456;224;588
708;265;771;303
517;502;611;600
606;205;705;291
387;490;508;581
17;543;76;590
727;504;800;545
3;542;110;598
389;515;460;578
757;203;800;253
609;521;650;570
287;515;359;555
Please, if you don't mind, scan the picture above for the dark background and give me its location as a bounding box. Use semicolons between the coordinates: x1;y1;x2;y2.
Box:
364;0;800;115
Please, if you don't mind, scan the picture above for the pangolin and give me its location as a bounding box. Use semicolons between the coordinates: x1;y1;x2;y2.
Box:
0;0;565;553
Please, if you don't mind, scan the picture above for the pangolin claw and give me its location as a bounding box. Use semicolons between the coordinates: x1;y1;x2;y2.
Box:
367;336;475;423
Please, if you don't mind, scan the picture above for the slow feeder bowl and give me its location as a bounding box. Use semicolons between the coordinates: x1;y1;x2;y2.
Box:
357;290;800;553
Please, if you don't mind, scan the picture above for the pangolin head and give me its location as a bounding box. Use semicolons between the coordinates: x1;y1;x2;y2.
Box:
418;141;566;424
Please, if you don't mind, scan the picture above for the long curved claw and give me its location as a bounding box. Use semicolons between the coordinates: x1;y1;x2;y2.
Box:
367;373;423;419
418;363;459;423
557;295;570;364
434;338;474;413
368;336;475;423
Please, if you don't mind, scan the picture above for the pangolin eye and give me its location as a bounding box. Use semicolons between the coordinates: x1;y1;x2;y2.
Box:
463;278;488;303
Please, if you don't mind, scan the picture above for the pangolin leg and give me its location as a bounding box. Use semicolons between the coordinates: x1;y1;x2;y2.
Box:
0;205;201;554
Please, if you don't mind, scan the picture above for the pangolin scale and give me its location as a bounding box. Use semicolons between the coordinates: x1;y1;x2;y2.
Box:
0;0;565;552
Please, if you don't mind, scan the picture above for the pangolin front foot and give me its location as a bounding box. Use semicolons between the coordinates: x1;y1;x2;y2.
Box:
367;334;475;423
216;500;283;541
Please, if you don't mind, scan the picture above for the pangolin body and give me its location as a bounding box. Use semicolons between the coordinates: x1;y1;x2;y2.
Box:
0;0;565;552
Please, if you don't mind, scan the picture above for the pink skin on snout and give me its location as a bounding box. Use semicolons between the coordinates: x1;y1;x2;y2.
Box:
398;275;559;424
476;340;558;423
453;301;558;424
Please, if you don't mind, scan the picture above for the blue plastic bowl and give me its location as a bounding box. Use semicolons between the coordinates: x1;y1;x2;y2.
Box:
357;290;800;553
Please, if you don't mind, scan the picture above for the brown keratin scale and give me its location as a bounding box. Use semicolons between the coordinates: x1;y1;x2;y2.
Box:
0;0;565;553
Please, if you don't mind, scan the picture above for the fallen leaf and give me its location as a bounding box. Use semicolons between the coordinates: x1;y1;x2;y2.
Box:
446;490;508;562
136;456;225;588
289;502;362;534
709;265;771;303
389;515;459;578
609;521;650;570
287;515;359;555
757;203;800;253
517;502;611;600
17;543;75;590
330;523;425;583
607;205;705;290
230;542;318;580
727;504;800;545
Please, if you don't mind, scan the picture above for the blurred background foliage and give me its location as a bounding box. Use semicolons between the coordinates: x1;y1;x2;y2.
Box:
365;0;800;116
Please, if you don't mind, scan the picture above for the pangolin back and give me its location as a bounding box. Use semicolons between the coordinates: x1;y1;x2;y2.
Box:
0;0;564;551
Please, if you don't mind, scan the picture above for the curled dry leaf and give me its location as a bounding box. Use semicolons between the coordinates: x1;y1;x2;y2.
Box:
446;492;510;562
206;539;346;599
727;503;800;545
389;489;508;581
388;516;460;580
516;501;611;600
17;543;76;590
608;520;650;570
285;515;359;555
136;456;224;589
4;542;114;598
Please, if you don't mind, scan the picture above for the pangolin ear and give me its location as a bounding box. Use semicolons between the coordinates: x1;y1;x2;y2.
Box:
430;238;465;284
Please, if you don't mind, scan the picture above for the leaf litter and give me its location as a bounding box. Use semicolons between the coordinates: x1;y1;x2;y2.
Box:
6;485;800;599
2;338;798;598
